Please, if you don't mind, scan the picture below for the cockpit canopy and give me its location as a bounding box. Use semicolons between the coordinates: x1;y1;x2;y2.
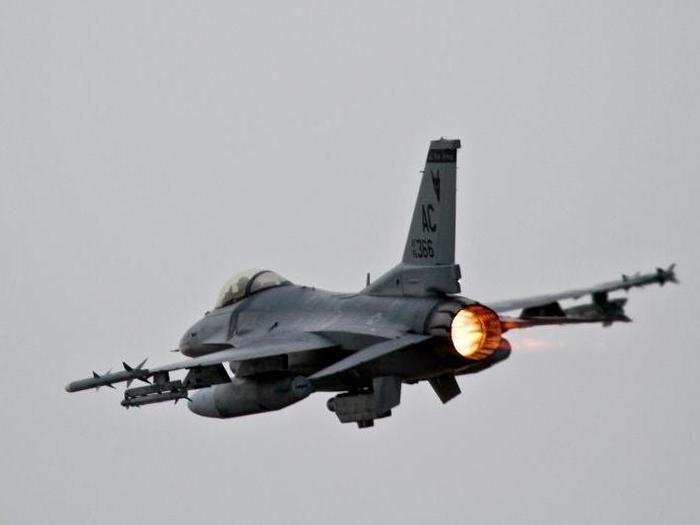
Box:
214;269;290;309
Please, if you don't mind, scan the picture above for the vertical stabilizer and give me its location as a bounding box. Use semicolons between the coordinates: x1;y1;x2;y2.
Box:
402;138;460;265
364;139;462;297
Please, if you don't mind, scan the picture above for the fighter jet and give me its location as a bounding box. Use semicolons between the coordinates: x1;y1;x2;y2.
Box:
66;139;677;428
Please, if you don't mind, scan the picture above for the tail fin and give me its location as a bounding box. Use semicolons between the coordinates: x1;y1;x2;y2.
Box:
365;139;462;297
402;138;460;265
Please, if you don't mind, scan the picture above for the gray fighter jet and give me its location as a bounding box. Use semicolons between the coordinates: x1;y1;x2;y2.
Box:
66;139;677;428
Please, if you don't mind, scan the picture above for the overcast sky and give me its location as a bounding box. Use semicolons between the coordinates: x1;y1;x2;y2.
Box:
2;2;699;524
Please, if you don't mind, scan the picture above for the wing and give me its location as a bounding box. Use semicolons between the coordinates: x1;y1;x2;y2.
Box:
65;332;335;393
487;264;677;319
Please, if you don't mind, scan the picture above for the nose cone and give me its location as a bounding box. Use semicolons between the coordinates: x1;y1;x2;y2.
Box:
179;327;209;357
179;315;228;357
178;332;192;355
188;387;223;418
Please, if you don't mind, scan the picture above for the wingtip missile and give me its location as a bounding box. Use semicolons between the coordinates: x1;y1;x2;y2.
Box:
89;370;116;390
656;263;679;286
67;360;152;393
667;263;679;284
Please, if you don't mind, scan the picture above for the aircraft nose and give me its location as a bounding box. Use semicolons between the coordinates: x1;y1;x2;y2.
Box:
179;328;201;356
188;387;223;418
178;332;190;352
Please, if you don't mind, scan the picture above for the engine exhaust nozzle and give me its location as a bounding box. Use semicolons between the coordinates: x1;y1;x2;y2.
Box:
451;305;503;360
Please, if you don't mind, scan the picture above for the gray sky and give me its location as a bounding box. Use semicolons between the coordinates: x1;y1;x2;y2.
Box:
2;2;699;524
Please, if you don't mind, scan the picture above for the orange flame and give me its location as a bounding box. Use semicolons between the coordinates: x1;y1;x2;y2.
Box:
451;305;502;360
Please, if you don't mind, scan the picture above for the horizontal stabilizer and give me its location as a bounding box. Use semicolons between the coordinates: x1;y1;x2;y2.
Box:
310;334;430;380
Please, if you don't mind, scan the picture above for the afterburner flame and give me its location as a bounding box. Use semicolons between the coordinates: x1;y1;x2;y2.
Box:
451;309;484;357
451;305;503;360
